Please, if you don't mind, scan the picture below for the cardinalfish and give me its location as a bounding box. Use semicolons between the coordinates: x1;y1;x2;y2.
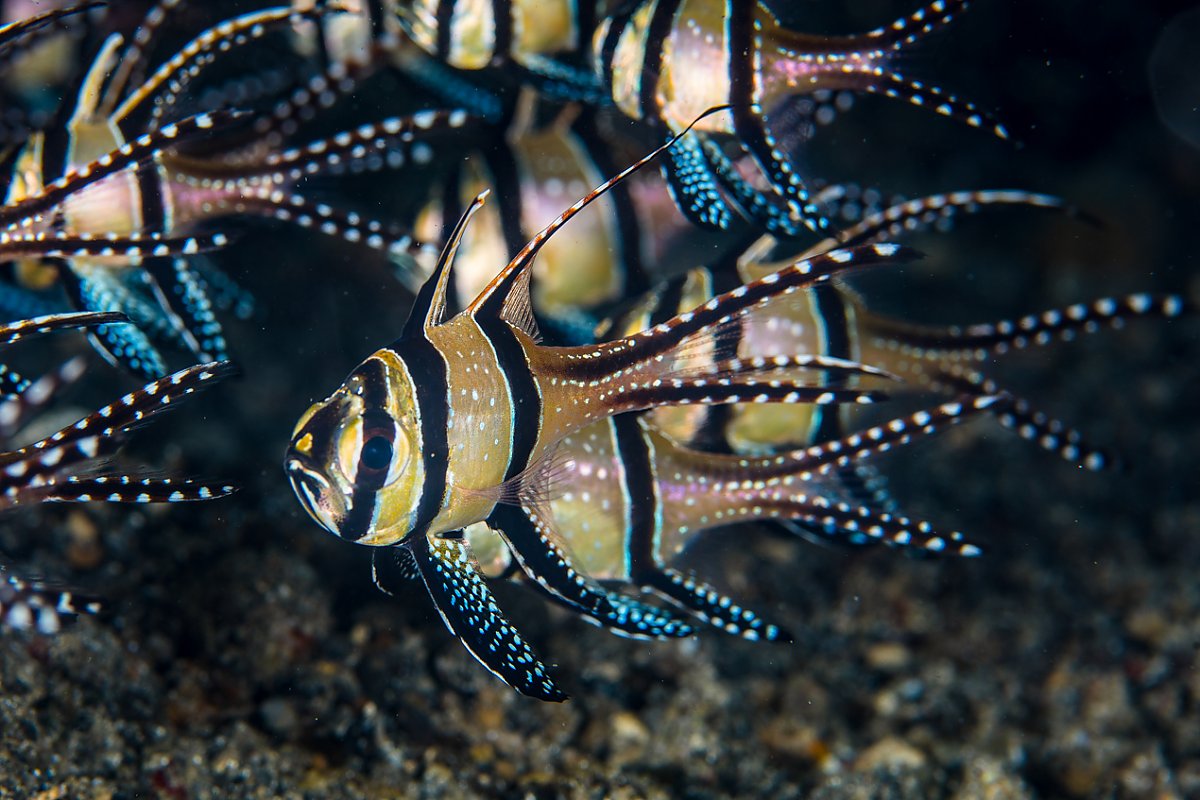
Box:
0;310;236;633
603;191;1195;473
1;2;464;378
395;0;1006;234
593;0;1009;235
284;119;936;698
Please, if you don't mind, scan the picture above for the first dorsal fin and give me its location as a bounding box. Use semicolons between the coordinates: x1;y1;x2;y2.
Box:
401;190;489;338
466;106;733;325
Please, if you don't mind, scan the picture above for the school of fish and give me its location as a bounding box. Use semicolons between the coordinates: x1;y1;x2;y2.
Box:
0;0;1191;700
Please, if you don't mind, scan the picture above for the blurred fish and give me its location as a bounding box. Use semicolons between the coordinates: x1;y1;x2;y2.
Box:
0;310;237;633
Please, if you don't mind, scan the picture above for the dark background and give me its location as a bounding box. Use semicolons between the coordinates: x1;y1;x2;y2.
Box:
1;1;1198;797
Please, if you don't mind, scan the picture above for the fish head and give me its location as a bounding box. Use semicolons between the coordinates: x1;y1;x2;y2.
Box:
285;352;424;546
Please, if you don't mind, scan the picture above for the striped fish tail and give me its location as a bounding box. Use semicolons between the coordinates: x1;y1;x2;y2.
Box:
765;0;1006;140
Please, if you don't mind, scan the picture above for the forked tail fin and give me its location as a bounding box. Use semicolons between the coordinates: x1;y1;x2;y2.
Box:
766;0;1006;139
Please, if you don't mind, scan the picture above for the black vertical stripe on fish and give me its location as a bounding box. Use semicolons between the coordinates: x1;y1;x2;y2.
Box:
638;0;682;123
598;2;635;111
480;141;527;261
366;0;387;39
492;0;514;62
487;502;614;615
136;159;166;234
393;338;450;539
611;413;659;577
809;283;852;444
335;358;394;540
479;316;541;482
435;0;456;60
576;116;650;297
571;0;595;52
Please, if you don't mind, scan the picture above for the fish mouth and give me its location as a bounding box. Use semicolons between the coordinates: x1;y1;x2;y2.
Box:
284;455;342;536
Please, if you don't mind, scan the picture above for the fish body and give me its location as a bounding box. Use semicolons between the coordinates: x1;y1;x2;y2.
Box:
285;124;933;697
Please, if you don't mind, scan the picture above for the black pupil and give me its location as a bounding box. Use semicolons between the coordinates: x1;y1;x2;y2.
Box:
361;435;392;471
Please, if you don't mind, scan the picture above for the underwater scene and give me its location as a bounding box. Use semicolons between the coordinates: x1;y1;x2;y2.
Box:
0;0;1196;797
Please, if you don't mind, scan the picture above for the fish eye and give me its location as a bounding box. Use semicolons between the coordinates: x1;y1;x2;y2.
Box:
360;435;392;472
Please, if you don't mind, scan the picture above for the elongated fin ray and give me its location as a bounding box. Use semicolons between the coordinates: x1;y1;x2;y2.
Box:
0;311;126;344
410;535;567;701
0;3;101;69
933;366;1115;471
0;361;235;484
99;0;183;116
672;353;897;383
864;293;1194;357
782;496;981;555
0;230;230;261
233;191;435;275
31;475;236;504
587;243;919;375
0;110;242;229
113;5;336;125
865;71;1008;140
753;395;1006;479
815;190;1075;252
640;567;792;642
0;358;88;440
865;0;969;51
